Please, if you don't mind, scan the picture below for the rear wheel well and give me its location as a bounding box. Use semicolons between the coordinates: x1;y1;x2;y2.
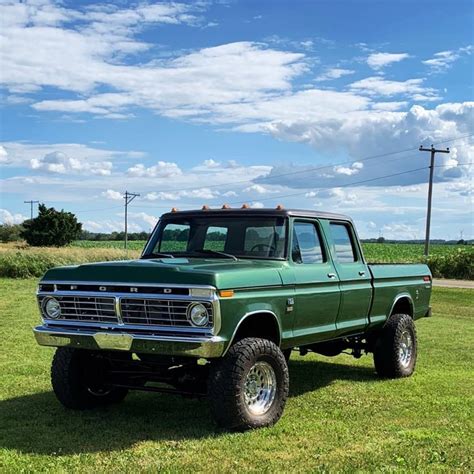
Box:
391;297;413;318
232;312;280;346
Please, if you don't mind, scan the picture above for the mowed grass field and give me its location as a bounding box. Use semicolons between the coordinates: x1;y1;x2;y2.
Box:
0;279;472;472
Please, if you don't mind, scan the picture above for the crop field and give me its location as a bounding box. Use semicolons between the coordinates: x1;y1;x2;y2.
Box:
1;241;471;279
0;279;472;472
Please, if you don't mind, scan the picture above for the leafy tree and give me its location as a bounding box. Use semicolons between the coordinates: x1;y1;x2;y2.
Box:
377;237;386;244
20;204;82;247
0;223;24;242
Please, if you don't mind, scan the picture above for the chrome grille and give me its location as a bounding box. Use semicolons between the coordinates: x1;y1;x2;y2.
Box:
40;296;118;324
120;299;213;328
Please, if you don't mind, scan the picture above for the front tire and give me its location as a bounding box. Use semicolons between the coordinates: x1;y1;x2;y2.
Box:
51;348;128;409
373;313;417;378
208;338;289;431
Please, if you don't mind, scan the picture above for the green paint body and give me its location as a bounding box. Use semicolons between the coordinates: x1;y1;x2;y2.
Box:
39;212;432;356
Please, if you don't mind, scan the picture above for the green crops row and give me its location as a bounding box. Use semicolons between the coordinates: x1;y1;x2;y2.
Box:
0;242;472;279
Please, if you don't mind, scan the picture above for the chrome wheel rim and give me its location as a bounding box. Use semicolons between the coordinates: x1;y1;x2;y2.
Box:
399;330;414;368
244;361;277;415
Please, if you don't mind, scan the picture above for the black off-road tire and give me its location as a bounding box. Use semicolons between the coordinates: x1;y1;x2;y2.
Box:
373;313;417;378
51;348;128;409
208;338;289;431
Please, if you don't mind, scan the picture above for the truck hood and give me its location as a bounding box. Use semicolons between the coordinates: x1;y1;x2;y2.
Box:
41;258;287;289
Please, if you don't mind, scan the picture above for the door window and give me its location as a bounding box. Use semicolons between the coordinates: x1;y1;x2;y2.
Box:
330;223;357;263
292;222;325;264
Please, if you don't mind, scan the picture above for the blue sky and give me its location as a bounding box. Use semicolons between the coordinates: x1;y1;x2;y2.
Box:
0;0;472;239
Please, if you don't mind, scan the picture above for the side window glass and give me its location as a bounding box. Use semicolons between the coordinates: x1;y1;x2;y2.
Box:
292;222;324;264
330;223;356;263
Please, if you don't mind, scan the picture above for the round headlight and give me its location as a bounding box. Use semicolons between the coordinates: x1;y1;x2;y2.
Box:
188;303;209;327
44;297;61;319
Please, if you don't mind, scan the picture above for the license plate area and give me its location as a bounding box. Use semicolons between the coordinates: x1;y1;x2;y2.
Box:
93;333;133;351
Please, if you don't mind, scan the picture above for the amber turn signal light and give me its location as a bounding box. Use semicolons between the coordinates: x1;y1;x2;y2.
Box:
219;290;235;298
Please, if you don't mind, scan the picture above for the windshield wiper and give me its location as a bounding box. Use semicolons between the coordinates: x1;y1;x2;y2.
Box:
141;252;175;259
192;249;238;261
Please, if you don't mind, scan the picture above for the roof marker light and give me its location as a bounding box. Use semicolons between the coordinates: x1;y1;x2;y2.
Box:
241;203;250;209
222;204;231;209
171;207;179;212
276;204;284;210
202;205;210;210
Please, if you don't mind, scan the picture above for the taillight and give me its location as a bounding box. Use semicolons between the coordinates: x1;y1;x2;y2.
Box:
423;276;431;282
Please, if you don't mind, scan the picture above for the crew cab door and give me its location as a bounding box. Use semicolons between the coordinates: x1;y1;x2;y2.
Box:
289;219;341;345
323;220;372;335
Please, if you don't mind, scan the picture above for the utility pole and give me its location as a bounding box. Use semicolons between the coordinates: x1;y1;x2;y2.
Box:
419;145;450;256
24;200;39;219
123;191;140;252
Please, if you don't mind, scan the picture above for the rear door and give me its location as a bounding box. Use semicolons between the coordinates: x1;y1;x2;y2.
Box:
289;219;341;345
323;220;372;335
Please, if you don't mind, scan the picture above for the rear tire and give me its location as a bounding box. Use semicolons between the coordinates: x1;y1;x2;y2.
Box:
208;338;289;431
373;313;417;378
51;348;128;409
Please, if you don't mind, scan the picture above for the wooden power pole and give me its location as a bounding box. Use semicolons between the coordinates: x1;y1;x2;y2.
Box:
123;191;140;252
419;145;450;256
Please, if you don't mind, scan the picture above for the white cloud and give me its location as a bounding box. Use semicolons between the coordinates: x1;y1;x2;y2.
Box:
243;184;278;194
367;52;410;70
145;188;219;201
127;161;182;178
423;46;473;73
30;151;112;175
102;189;123;200
202;159;221;168
349;77;439;100
315;68;355;81
250;202;265;208
0;141;144;169
0;209;27;225
334;161;363;176
222;190;238;197
0;146;8;163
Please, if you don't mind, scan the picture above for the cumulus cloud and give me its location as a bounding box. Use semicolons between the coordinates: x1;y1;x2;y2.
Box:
30;151;112;175
127;161;182;178
102;189;123;200
367;52;410;70
0;145;8;163
334;162;363;176
0;209;27;225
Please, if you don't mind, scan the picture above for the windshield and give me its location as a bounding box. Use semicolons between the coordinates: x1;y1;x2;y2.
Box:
143;216;287;260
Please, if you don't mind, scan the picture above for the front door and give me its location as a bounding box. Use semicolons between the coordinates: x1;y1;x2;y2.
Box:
289;219;341;346
324;221;372;335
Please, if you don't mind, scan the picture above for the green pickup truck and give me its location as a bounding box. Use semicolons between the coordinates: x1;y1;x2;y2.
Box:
34;207;432;430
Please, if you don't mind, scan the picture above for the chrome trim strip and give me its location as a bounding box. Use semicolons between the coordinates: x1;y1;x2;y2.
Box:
38;280;216;290
115;296;124;326
43;319;214;335
388;293;415;318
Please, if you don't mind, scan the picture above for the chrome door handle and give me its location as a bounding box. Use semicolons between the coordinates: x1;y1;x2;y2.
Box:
327;273;337;279
359;271;366;276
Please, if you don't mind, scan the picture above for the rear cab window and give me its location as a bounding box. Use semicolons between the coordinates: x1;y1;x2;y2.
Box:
329;222;358;263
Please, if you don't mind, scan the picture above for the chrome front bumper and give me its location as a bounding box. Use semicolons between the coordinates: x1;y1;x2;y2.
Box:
33;325;226;358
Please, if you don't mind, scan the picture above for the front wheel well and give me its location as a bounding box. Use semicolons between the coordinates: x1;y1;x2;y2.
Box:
232;312;281;346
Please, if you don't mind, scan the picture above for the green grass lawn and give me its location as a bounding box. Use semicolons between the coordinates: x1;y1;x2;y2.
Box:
0;279;473;472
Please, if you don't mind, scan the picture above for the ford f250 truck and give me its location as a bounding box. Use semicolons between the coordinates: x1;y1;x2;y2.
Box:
34;207;432;430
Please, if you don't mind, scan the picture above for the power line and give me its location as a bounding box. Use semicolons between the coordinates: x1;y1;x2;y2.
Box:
419;145;450;256
132;133;474;195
